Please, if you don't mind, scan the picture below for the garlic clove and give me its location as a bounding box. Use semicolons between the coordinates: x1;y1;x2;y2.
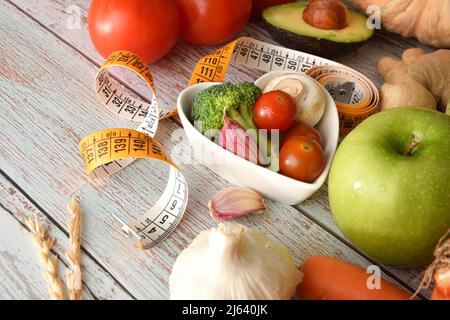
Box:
219;115;259;164
218;115;269;165
208;187;265;220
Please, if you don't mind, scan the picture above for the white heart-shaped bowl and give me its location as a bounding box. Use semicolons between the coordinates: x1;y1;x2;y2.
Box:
177;70;339;205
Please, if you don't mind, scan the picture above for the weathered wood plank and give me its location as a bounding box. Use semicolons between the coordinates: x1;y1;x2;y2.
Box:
0;209;62;300
8;0;433;296
0;175;134;300
0;0;417;299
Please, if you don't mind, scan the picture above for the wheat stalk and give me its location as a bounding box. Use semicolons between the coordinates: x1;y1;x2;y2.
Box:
66;196;83;300
24;216;65;300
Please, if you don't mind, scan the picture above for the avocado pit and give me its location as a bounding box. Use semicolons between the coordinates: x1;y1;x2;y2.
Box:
303;0;348;30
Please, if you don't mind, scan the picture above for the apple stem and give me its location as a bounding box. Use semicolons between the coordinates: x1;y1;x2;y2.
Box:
404;136;421;156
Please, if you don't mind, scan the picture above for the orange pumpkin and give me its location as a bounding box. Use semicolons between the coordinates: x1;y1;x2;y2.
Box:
350;0;450;48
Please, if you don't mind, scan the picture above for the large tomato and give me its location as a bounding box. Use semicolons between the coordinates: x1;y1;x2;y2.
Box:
88;0;180;64
252;0;296;16
175;0;252;45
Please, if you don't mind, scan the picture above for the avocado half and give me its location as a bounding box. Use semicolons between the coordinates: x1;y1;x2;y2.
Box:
262;2;374;57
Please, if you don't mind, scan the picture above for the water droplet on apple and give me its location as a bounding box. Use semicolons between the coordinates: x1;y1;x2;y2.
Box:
353;181;362;190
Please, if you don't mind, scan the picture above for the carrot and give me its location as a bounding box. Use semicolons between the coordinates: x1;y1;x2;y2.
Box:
432;269;450;300
415;229;450;300
297;255;410;300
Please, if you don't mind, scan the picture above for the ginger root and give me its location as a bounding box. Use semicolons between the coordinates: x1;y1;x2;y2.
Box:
377;48;450;112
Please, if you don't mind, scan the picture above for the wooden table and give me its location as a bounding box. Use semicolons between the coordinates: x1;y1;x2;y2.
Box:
0;0;433;300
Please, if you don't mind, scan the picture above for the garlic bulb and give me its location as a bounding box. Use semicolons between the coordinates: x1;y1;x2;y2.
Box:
264;73;326;127
169;222;302;300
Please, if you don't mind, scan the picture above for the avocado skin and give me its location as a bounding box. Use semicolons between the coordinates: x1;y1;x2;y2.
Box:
263;20;368;58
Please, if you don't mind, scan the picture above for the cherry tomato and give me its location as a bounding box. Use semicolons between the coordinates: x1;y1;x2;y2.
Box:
252;0;296;16
88;0;180;64
280;136;325;183
175;0;252;45
282;122;322;145
253;90;297;133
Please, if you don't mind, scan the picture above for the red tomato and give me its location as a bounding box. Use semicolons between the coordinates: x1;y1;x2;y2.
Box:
88;0;180;64
175;0;252;45
280;136;325;183
253;90;297;133
252;0;296;16
282;122;322;145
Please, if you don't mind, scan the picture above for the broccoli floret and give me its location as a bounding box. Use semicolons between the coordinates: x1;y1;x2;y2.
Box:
190;82;278;171
191;82;262;140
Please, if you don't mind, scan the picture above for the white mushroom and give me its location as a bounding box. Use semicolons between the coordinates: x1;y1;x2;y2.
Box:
263;73;326;127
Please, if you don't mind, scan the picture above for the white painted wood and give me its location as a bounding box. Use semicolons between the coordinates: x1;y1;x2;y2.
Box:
28;0;430;296
0;1;410;298
0;204;94;300
0;176;134;300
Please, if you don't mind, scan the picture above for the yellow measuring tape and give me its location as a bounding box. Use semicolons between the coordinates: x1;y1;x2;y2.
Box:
79;37;379;249
79;51;188;249
306;65;379;135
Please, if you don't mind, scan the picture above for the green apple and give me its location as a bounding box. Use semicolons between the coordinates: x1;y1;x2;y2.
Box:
329;108;450;267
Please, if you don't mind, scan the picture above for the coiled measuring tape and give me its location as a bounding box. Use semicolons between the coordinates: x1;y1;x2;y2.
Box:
306;65;379;135
78;37;378;249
